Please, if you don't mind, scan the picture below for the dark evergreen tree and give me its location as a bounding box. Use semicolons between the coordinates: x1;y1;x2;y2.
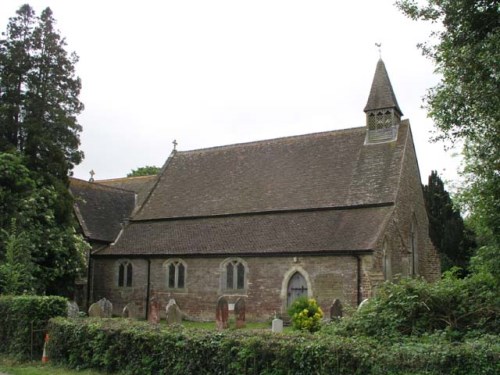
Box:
0;5;84;182
0;5;87;295
423;171;475;272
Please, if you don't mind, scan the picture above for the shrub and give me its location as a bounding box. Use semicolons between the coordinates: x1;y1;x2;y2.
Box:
0;295;67;359
47;318;499;375
287;297;323;332
337;273;499;340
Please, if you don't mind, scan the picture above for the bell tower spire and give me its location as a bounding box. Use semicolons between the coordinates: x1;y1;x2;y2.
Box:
364;59;403;143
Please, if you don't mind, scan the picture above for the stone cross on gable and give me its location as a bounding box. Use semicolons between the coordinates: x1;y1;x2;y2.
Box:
172;139;178;151
89;169;95;182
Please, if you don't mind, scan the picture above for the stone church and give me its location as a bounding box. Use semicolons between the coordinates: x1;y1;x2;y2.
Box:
71;59;440;320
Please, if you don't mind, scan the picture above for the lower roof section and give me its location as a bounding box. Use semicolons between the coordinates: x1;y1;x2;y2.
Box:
95;205;393;257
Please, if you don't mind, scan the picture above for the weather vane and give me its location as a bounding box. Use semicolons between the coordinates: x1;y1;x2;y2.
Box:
375;42;382;58
172;139;178;151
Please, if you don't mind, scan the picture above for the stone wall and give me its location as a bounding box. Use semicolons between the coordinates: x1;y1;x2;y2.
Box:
92;254;360;321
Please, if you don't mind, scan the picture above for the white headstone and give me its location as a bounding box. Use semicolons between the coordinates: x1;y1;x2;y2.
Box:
271;318;283;333
358;298;369;311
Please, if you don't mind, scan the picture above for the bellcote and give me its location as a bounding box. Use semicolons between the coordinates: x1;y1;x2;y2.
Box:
364;59;403;143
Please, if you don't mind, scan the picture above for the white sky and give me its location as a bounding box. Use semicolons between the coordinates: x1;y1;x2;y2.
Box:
0;0;461;184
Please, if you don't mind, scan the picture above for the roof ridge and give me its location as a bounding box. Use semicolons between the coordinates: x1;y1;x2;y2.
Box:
69;177;136;194
97;175;157;183
176;126;365;154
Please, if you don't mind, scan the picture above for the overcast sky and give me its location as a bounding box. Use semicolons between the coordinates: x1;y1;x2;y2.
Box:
0;0;461;184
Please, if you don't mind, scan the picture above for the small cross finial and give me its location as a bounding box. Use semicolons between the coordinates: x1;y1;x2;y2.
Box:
172;139;178;151
375;42;382;58
89;169;95;182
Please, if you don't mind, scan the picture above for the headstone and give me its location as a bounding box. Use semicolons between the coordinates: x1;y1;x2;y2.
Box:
358;298;369;311
272;318;283;333
148;295;161;324
234;298;246;328
88;302;103;317
122;303;139;319
96;298;113;318
166;299;182;325
67;301;80;318
330;299;343;320
215;296;229;330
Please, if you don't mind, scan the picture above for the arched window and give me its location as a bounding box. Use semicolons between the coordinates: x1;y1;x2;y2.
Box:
164;259;187;290
117;260;133;287
222;258;247;292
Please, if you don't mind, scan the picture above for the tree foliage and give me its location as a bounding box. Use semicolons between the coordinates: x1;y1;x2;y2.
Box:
0;153;89;296
396;1;500;249
423;171;475;271
0;5;84;181
127;165;160;177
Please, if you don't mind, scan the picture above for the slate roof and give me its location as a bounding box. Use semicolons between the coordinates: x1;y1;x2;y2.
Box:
70;178;136;242
95;121;412;256
134;122;409;220
97;175;157;209
364;59;403;116
101;205;393;256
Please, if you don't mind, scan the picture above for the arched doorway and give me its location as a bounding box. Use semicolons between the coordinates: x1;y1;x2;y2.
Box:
287;272;308;307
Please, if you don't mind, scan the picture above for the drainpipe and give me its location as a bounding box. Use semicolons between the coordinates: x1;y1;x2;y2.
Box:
356;255;362;306
86;248;92;310
145;258;151;320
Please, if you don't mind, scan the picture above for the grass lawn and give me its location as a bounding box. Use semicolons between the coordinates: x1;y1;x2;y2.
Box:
0;356;103;375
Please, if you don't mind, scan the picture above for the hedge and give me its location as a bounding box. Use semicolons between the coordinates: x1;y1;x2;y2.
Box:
48;318;500;375
0;295;67;359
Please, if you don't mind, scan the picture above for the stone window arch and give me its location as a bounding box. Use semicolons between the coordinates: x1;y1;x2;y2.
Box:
116;259;133;287
221;258;248;292
164;259;187;290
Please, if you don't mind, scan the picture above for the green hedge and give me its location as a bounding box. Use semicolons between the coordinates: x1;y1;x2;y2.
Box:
0;295;67;359
48;318;499;375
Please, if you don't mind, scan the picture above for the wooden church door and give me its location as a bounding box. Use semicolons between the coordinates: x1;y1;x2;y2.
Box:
287;272;308;307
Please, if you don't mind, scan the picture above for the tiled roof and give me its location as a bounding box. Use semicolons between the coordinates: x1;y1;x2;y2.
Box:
96;175;157;208
134;122;410;220
70;178;136;242
364;59;403;116
96;205;393;256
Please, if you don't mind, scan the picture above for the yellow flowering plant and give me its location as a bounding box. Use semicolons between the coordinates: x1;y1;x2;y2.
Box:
287;297;323;332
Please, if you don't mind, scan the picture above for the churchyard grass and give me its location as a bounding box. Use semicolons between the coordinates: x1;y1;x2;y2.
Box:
0;355;104;375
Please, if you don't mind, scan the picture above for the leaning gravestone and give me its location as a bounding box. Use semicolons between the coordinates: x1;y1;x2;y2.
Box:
330;299;343;320
88;302;103;317
166;299;183;325
97;298;113;318
234;298;246;328
215;296;229;330
122;303;139;319
67;301;80;318
148;296;161;324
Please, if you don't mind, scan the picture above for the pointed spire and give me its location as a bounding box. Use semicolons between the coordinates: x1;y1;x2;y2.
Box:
364;59;403;116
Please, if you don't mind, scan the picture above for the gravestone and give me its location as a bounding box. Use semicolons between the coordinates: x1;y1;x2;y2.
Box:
330;299;343;320
96;298;113;318
358;298;369;311
234;298;246;328
67;301;80;318
88;302;103;317
166;299;182;325
148;296;161;324
215;296;229;330
272;318;283;333
122;303;139;319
